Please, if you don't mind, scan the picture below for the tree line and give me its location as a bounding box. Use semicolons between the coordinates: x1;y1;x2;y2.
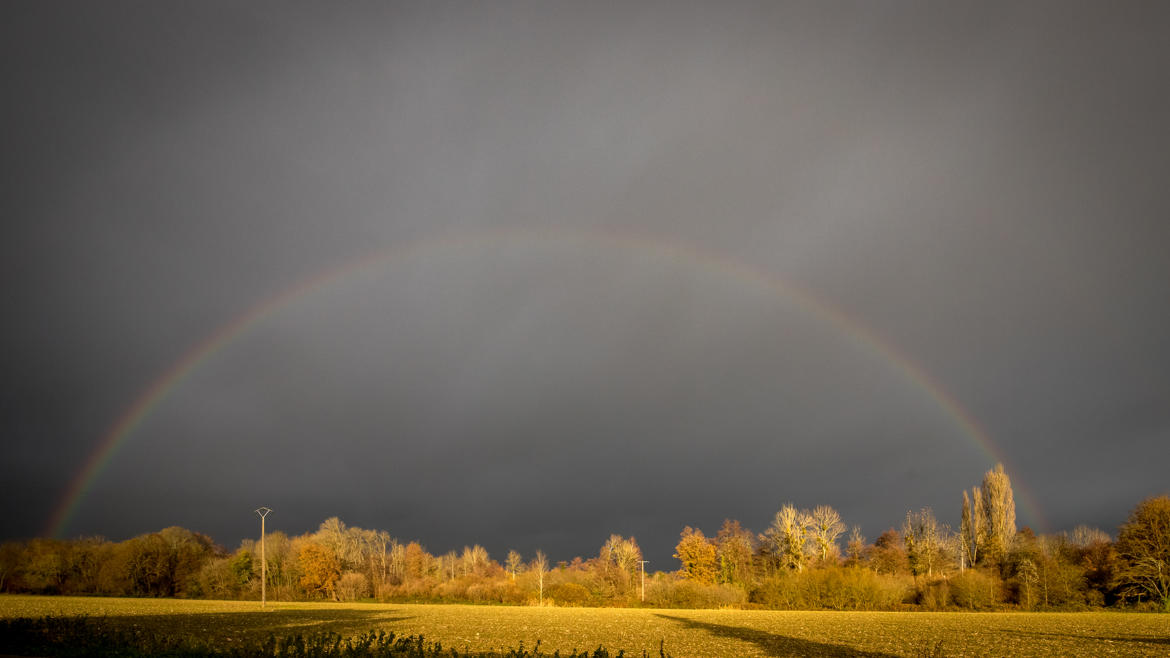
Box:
2;464;1166;611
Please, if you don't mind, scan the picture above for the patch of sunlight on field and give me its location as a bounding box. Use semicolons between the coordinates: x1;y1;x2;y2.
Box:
2;595;1168;657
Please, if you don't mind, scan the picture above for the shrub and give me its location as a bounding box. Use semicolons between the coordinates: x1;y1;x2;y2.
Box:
949;569;1001;609
1031;560;1092;609
647;577;746;608
434;578;469;600
823;568;907;610
750;576;802;609
547;582;591;606
917;578;950;610
498;582;527;605
751;568;907;610
335;571;370;601
195;556;245;600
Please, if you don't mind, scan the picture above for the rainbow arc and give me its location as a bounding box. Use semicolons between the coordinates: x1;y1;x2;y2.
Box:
47;226;1044;537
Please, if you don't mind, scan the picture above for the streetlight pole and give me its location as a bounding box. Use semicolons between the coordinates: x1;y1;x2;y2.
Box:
255;507;272;608
640;560;648;603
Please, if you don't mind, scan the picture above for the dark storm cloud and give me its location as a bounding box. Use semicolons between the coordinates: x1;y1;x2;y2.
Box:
3;1;1168;565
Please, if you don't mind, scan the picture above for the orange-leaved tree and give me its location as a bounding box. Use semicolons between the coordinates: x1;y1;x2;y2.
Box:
674;526;716;584
297;541;341;600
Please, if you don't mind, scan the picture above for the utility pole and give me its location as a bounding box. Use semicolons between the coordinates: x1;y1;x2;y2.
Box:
255;507;272;608
640;560;649;603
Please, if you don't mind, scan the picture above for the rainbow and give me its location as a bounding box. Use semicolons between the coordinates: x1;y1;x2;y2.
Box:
47;226;1045;537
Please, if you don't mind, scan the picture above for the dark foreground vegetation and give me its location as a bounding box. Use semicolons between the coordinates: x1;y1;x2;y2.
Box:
0;616;658;658
4;465;1167;612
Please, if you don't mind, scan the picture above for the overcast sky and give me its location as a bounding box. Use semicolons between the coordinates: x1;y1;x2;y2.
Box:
3;1;1168;566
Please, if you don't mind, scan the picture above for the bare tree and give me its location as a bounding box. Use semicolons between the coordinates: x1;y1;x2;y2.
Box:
260;531;294;593
460;545;489;577
715;519;755;585
388;541;406;583
598;534;642;589
532;550;548;605
1017;558;1039;609
809;506;846;564
369;530;393;588
505;550;523;581
845;526;867;567
1069;525;1110;548
315;517;347;563
434;551;453;581
903;508;942;578
341;526;365;570
768;504;812;572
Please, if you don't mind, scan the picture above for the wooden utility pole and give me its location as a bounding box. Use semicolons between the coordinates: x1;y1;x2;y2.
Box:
255;507;272;608
640;560;649;602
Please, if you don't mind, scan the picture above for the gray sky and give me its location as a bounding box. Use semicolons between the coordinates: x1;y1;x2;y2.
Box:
3;1;1168;566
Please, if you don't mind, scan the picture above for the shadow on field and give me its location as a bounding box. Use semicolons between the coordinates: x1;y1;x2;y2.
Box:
89;609;413;640
654;614;900;658
999;628;1170;647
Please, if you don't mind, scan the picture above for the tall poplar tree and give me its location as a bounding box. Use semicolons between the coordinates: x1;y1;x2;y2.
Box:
961;488;983;568
980;463;1016;567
